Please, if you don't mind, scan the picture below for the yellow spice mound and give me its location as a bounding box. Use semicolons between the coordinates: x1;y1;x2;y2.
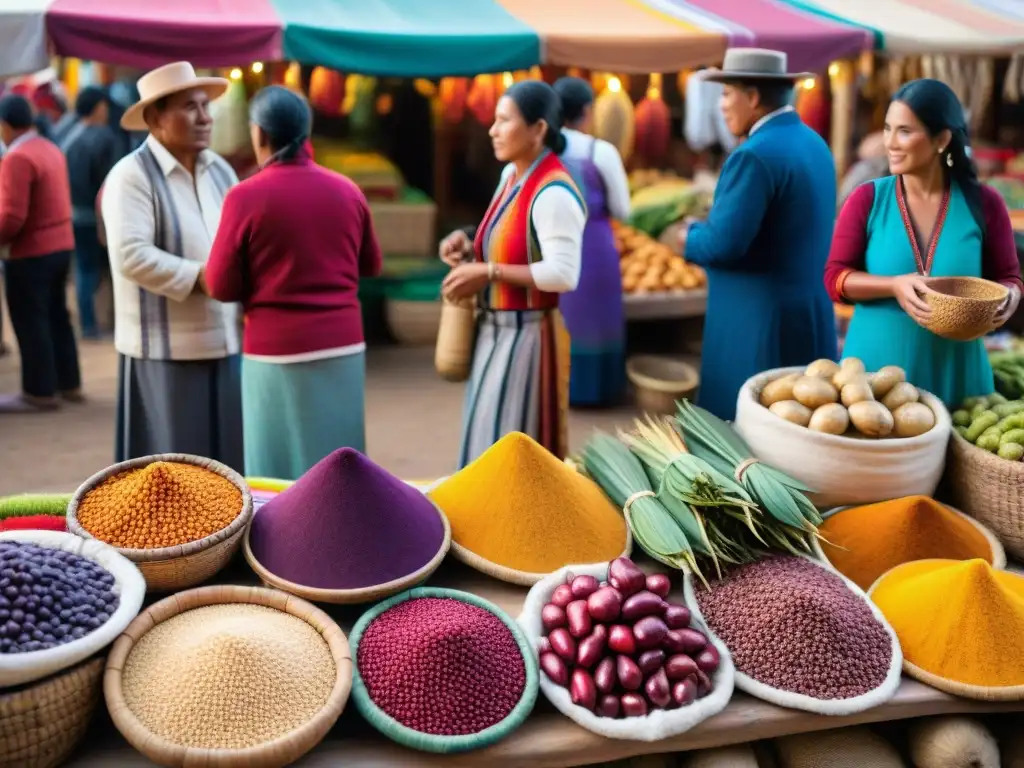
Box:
429;432;627;573
122;604;336;750
78;462;241;549
820;496;994;591
871;558;1024;688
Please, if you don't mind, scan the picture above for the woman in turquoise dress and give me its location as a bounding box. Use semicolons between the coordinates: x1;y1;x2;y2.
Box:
825;79;1022;407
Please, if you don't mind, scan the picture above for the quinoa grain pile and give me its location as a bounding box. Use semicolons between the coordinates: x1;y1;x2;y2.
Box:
122;604;335;749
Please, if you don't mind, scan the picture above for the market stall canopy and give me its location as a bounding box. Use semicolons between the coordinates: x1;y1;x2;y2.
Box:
1;0;870;78
780;0;1024;55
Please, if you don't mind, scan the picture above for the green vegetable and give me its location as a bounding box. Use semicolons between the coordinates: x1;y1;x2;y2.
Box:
992;401;1024;419
981;426;1004;441
1001;428;1024;446
998;443;1024;461
977;433;1001;452
999;412;1024;432
952;410;972;427
955;426;970;439
0;494;71;520
966;411;1000;443
970;403;989;421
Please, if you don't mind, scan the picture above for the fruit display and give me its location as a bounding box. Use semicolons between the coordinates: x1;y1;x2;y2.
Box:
759;358;938;440
952;393;1024;460
627;180;713;239
990;348;1024;400
628;169;681;195
613;221;706;295
537;556;720;718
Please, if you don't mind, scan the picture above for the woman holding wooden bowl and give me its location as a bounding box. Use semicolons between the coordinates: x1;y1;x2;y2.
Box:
825;79;1022;406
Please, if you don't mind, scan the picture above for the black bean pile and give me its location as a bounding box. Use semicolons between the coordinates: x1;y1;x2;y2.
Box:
0;542;120;654
694;556;892;700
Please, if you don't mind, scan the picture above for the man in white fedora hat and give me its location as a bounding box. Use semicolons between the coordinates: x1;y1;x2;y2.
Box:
678;48;839;421
101;61;244;470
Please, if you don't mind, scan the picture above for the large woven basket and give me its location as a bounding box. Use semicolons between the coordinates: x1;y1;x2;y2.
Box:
947;429;1024;558
66;454;253;592
626;355;699;415
105;585;352;768
385;298;442;346
0;655;104;768
922;276;1008;342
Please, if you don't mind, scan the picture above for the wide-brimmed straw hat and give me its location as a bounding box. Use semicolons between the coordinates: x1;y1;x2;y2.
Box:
702;48;814;84
120;62;228;131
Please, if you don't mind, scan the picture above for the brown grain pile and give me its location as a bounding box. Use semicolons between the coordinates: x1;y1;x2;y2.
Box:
121;604;335;750
77;462;241;549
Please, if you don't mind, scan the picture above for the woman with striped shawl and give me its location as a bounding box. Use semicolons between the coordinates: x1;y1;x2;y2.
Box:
440;81;586;469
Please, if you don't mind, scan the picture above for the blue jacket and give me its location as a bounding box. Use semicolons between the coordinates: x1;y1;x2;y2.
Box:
685;110;839;420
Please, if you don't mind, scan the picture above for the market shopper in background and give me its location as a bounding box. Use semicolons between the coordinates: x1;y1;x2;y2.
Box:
826;79;1022;406
0;95;82;413
102;62;244;469
440;81;586;468
205;86;382;480
62;86;120;340
553;76;631;408
679;49;838;421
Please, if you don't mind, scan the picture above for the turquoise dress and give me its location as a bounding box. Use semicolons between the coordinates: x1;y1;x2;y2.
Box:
842;176;994;406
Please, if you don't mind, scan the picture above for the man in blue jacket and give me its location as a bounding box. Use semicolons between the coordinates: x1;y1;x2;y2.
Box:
681;48;839;420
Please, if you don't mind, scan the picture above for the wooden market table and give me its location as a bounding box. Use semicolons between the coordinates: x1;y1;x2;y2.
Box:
65;558;1024;767
624;290;707;321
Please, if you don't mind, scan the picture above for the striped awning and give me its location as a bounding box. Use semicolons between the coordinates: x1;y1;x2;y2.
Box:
0;0;873;78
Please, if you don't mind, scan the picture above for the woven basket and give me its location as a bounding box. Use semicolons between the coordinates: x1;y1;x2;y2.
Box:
947;429;1024;559
349;587;538;754
868;559;1024;701
386;298;442;346
242;500;452;604
626;355;699;415
922;276;1008;342
369;200;437;256
66;454;253;592
435;297;476;382
0;656;104;768
105;585;352;768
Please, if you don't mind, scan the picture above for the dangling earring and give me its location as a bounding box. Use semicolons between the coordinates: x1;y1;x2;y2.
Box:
946;152;954;168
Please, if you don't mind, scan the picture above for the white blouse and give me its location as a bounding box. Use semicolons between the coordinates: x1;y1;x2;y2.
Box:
497;163;585;294
562;129;631;221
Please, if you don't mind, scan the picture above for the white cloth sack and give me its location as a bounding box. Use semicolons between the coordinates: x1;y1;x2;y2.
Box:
684;554;903;716
734;366;951;509
0;530;146;687
517;562;735;741
684;73;737;154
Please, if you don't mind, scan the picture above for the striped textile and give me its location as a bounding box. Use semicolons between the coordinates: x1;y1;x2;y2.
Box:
457;309;570;469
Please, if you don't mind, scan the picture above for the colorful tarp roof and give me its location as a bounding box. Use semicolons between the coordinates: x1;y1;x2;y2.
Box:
781;0;1024;55
1;0;873;79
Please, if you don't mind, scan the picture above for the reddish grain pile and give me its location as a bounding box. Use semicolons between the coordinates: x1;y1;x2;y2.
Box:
694;556;892;700
357;597;526;735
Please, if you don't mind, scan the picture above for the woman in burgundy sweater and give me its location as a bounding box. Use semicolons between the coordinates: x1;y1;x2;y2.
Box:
205;87;382;479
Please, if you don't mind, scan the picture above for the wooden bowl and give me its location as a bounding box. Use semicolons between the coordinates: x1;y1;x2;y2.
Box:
922;277;1008;342
104;585;352;768
0;656;105;768
67;454;253;592
626;355;700;415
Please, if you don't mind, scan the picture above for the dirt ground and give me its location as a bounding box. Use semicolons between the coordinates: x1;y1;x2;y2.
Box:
0;329;633;495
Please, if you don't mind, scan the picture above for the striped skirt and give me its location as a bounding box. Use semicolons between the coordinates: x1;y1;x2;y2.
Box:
458;309;570;469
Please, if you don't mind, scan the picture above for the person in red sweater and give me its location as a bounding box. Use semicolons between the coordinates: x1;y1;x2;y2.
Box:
205;86;382;479
0;95;81;413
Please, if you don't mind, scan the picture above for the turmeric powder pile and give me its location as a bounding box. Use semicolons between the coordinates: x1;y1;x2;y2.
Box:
871;559;1024;688
77;462;241;549
428;432;628;573
820;496;996;591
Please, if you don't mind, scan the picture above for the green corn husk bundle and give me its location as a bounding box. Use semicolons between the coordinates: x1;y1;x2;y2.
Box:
0;494;71;520
582;433;709;585
676;400;821;552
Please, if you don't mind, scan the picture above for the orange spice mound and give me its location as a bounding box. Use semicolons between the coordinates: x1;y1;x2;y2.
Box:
77;462;241;549
819;495;993;591
428;432;627;573
871;559;1024;688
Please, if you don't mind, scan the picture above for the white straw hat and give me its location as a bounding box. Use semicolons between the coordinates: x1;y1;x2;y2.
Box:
120;62;228;131
702;48;813;84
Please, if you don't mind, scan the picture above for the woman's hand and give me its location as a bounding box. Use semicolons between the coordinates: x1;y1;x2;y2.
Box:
892;273;934;324
443;263;490;301
994;285;1022;328
439;229;471;268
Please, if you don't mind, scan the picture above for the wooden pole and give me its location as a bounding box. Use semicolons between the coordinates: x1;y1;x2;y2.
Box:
829;59;857;180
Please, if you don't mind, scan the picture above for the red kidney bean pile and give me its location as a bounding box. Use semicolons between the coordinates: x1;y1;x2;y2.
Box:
694;556;892;700
538;557;719;718
357;597;526;736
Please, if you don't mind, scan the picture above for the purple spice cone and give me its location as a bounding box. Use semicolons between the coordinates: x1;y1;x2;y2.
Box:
250;448;445;589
